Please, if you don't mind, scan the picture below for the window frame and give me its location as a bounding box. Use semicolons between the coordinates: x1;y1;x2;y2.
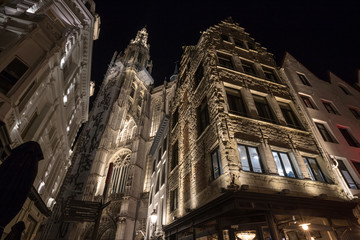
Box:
278;102;302;129
302;156;326;182
172;106;179;129
170;188;178;211
339;85;351;95
272;150;300;178
262;67;279;83
253;94;276;123
349;107;360;120
226;87;247;116
297;73;311;86
211;147;223;180
337;159;358;189
171;140;178;170
241;60;257;76
197;98;210;135
300;95;316;109
338;126;360;147
322;100;339;115
0;56;29;94
217;53;234;69
315;122;337;143
237;144;263;173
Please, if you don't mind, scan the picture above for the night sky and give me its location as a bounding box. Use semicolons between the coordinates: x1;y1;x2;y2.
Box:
91;1;359;91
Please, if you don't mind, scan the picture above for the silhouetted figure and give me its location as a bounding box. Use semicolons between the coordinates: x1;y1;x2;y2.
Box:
4;221;25;240
0;141;43;238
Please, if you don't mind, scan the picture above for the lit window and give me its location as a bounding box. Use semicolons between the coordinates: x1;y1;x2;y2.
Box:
315;122;337;143
338;127;360;147
322;100;339;115
302;156;325;182
226;88;247;116
339;85;351;95
349;107;360;120
211;147;222;179
238;145;262;173
297;73;311;86
170;188;178;211
300;95;316;109
272;151;300;178
253;94;275;123
197;98;210;134
241;60;257;76
337;159;358;189
217;54;234;69
279;102;302;129
0;57;29;94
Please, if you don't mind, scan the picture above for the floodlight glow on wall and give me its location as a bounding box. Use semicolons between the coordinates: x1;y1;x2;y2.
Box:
236;231;256;240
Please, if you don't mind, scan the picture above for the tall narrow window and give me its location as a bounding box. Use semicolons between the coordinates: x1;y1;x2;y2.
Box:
109;151;131;194
0;57;29;94
301;95;316;109
163;137;167;154
197;98;210;134
322;100;339;115
172;107;178;129
297;73;311;86
272;151;299;178
21;111;38;139
241;61;257;76
170;188;178;211
129;84;135;98
152;159;156;173
161;164;166;186
337;160;358;189
238;145;262;173
349;108;360;120
226;88;247;116
194;63;204;86
279;102;301;129
338;127;360;147
302;156;325;182
211;147;222;179
217;54;233;69
253;95;275;123
171;141;178;170
315;122;337;143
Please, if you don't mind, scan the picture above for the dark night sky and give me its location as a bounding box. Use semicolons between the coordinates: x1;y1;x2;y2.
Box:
90;1;359;90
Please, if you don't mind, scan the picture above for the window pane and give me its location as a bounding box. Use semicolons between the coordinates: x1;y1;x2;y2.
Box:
272;152;285;176
308;158;325;182
303;157;316;180
238;145;250;171
279;152;296;178
248;147;262;173
341;170;357;189
212;149;221;179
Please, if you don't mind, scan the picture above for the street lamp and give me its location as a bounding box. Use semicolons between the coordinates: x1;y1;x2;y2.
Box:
236;231;256;240
299;223;311;231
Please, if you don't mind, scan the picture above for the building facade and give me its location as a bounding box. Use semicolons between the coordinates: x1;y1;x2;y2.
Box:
282;53;360;201
0;0;99;238
161;19;360;240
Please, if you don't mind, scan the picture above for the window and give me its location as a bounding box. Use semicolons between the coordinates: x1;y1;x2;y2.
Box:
234;39;246;49
172;107;178;129
297;73;311;86
337;159;358;189
279;102;301;129
241;60;257;76
349;108;360;119
171;141;178;170
322;100;339;115
217;54;234;69
211;147;222;179
197;98;210;134
163;137;167;154
226;88;247;116
194;63;204;86
338;127;360;147
302;156;325;182
247;42;255;50
263;67;278;83
315;122;337;143
0;57;29;94
253;95;275;122
339;85;351;95
158;147;162;162
21;111;38;139
129;84;135;98
272;151;299;178
152;159;156;173
301;95;316;109
161;164;166;186
221;34;230;42
238;145;262;173
170;188;178;211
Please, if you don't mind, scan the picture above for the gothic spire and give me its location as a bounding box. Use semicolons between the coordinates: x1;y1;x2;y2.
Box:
130;27;149;49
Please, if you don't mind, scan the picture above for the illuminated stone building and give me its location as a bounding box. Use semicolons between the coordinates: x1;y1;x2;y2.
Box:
282;53;360;199
162;19;360;240
0;0;99;238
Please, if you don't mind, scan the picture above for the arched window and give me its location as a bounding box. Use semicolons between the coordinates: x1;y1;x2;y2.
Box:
109;149;131;194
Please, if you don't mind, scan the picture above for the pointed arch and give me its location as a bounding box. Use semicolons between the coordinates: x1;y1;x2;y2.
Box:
108;148;132;195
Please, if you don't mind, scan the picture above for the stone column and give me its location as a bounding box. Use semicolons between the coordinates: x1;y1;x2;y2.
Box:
260;141;278;175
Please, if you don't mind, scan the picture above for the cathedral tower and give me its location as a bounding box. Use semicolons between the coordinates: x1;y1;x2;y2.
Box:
45;28;154;240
